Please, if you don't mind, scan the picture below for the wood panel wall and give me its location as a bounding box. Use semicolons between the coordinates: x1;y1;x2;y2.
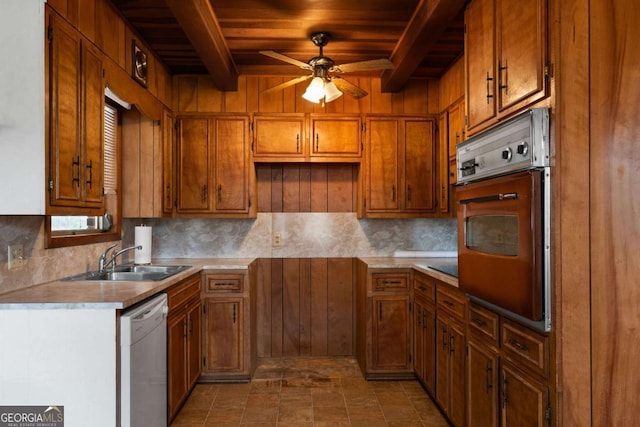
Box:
173;75;440;115
256;164;358;212
438;56;465;110
255;258;355;358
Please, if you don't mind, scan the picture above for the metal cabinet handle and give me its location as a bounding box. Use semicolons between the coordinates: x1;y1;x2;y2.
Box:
486;361;493;391
502;376;509;408
315;133;319;151
508;338;529;352
422;310;427;330
183;319;188;338
416;307;422;327
486;71;494;103
407;185;412;202
201;185;207;203
449;332;455;355
382;280;402;285
232;303;237;323
471;317;488;328
85;160;93;188
72;156;80;186
443;299;454;307
499;61;508;91
217;184;222;203
392;185;396;202
296;134;300;152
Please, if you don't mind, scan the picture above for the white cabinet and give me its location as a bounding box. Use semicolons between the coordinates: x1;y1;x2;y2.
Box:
0;0;45;214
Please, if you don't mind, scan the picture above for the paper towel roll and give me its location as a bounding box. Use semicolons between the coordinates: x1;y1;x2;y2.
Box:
134;226;152;264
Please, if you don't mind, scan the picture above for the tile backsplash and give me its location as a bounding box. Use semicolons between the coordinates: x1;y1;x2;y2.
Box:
0;214;456;294
123;213;457;258
0;216;122;295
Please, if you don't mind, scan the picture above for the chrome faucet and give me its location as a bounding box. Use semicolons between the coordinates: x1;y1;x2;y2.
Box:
98;244;142;272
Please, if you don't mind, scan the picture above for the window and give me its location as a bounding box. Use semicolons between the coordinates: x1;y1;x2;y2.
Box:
46;99;122;248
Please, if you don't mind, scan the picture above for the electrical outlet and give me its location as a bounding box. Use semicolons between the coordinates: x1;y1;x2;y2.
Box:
8;244;26;269
272;232;282;247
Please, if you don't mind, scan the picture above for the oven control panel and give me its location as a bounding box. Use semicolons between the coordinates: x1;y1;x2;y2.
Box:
456;108;549;184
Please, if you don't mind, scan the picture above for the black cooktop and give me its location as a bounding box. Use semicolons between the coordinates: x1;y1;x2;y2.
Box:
428;264;459;278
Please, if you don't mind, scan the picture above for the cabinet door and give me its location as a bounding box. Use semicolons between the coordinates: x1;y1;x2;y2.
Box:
80;39;104;206
501;362;548;427
414;301;425;382
467;341;499;427
214;116;249;212
465;0;496;130
176;117;211;213
366;118;399;211
447;99;465;161
186;300;202;389
415;299;436;394
167;312;187;421
372;296;410;371
310;115;361;158
252;114;305;159
404;118;435;212
438;112;450;213
162;109;175;214
449;319;466;427
496;0;547;111
48;13;82;207
203;298;243;372
436;313;450;413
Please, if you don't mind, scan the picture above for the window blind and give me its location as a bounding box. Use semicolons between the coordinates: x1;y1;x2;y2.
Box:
103;103;118;195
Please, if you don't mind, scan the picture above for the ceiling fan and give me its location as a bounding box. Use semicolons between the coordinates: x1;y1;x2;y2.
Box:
259;32;394;103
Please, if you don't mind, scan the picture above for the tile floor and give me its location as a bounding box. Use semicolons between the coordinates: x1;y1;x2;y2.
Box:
170;357;449;426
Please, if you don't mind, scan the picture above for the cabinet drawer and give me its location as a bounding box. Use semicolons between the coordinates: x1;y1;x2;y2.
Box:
203;274;244;293
167;274;201;311
413;273;435;303
373;273;410;291
468;302;499;346
436;285;466;320
501;318;549;378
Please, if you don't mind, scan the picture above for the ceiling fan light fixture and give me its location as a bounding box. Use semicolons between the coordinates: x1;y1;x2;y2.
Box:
302;76;325;103
324;80;343;102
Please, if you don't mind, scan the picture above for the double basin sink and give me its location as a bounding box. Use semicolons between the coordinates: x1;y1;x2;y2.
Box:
64;264;191;282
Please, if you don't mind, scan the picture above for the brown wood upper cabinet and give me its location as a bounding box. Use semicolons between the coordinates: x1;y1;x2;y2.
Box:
252;113;362;162
175;114;253;217
309;114;362;160
363;116;436;218
47;11;104;214
465;0;548;134
252;113;305;161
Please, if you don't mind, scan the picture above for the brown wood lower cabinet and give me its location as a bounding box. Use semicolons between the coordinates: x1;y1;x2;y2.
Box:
467;340;499;427
466;301;551;427
167;274;202;421
413;271;436;394
200;269;255;381
435;283;466;427
355;263;413;379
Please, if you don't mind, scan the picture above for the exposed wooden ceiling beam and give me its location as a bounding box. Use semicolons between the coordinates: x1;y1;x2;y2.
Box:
165;0;238;91
381;0;466;92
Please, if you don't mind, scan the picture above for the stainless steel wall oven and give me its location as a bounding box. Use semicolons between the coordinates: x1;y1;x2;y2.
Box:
456;108;550;332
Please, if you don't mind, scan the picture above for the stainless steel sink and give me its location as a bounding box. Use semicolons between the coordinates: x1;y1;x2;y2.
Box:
63;265;191;282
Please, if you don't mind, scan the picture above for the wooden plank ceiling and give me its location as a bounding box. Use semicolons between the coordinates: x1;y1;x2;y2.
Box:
110;0;465;92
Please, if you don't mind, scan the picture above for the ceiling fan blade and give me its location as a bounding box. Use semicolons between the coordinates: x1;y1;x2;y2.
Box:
259;50;312;70
262;75;313;94
331;58;394;73
331;76;368;99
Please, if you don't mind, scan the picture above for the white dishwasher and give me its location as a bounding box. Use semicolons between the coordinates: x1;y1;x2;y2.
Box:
120;293;168;427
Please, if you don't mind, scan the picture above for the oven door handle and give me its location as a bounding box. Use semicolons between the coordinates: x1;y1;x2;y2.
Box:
459;192;518;204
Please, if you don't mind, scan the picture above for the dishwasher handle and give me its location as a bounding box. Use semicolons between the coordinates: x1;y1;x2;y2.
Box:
133;298;168;321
